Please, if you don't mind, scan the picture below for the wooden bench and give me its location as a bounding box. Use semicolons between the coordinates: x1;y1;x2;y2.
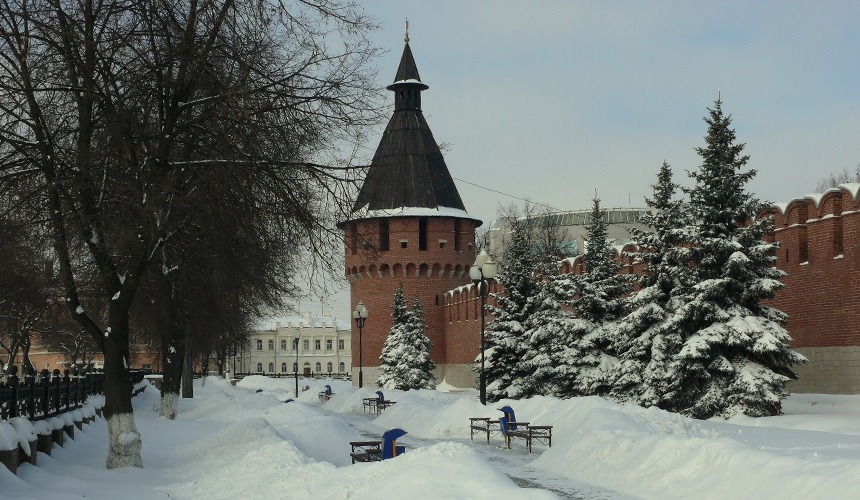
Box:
496;405;553;453
505;424;553;453
318;385;334;403
349;440;381;463
468;417;501;445
363;391;396;415
349;428;408;463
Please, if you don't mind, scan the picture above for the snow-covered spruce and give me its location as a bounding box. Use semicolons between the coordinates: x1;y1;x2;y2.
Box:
661;99;806;418
377;286;436;390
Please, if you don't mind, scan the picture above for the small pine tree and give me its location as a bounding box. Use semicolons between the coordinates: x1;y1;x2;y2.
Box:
664;99;806;418
378;287;436;390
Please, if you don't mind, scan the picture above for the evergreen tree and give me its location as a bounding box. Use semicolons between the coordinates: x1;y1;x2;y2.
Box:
482;222;540;402
607;162;693;405
378;288;436;390
664;99;805;418
556;195;631;396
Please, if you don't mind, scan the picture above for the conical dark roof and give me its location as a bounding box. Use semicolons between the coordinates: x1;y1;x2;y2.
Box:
349;42;472;218
392;43;422;83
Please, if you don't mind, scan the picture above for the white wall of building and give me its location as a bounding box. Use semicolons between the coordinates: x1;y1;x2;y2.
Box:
232;312;352;377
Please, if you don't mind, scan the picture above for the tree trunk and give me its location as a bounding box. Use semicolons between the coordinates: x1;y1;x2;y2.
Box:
102;310;142;469
181;332;193;398
159;321;184;419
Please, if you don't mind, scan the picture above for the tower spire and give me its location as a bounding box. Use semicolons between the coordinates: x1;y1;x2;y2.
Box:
405;18;410;44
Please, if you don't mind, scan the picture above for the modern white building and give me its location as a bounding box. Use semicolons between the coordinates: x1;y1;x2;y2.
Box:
487;207;652;258
233;312;352;377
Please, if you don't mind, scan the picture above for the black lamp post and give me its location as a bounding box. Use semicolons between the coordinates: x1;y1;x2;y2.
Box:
352;301;368;388
470;249;497;406
293;329;300;398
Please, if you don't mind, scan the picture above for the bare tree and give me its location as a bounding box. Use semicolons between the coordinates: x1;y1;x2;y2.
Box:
815;165;860;193
0;0;380;468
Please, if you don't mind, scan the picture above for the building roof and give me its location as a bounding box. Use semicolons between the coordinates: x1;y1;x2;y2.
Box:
348;42;477;223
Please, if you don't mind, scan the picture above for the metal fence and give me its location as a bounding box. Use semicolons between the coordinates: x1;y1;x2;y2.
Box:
0;368;146;422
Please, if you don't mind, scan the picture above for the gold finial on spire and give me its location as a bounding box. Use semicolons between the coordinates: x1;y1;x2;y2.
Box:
405;18;410;44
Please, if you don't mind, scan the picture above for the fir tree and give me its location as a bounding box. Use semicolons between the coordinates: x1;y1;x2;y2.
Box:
377;285;436;390
482;222;540;402
556;195;631;397
608;162;692;405
664;99;806;418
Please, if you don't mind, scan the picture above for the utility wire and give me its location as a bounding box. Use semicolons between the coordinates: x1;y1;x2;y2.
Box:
452;176;560;212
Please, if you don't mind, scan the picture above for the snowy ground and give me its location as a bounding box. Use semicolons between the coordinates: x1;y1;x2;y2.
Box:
2;376;860;499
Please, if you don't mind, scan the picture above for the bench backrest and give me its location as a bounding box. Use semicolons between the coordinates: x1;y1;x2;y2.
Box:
324;385;332;395
375;390;384;403
381;428;407;459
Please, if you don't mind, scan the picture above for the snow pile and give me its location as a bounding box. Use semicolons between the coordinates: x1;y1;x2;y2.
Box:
3;377;860;499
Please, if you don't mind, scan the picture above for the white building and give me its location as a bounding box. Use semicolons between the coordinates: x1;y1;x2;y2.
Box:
234;312;352;377
487;207;652;258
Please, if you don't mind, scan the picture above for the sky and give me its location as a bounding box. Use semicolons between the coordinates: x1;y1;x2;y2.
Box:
4;376;860;498
305;0;860;318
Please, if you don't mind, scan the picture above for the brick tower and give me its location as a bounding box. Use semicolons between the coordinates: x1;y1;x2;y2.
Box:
339;36;480;387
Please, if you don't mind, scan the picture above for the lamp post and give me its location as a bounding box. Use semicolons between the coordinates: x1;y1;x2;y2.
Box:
293;329;300;398
352;301;368;388
470;248;497;406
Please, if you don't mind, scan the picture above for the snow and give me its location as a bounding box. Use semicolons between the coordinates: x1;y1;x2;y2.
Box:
349;205;481;222
3;377;860;498
75;306;84;314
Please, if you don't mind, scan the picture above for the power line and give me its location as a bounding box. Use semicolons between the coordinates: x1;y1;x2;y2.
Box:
453;176;559;212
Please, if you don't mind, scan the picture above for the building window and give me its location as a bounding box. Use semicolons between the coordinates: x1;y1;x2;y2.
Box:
268;339;274;350
315;339;321;351
315;362;321;373
339;362;345;373
379;219;389;251
327;362;333;373
256;340;262;351
293;362;298;372
280;339;287;350
303;362;310;374
326;339;333;351
419;217;428;251
268;362;274;373
303;339;310;350
454;219;462;251
281;362;287;373
338;339;345;350
256;363;263;373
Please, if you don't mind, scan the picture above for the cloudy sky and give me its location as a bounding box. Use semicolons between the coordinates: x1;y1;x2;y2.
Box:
357;0;859;222
317;0;860;315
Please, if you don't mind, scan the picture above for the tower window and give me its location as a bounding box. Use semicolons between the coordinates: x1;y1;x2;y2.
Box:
454;220;462;251
419;218;428;251
379;219;389;251
350;223;358;255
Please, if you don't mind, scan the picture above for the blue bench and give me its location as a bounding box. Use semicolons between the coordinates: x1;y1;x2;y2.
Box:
318;384;334;402
349;428;407;463
362;391;396;415
498;405;553;453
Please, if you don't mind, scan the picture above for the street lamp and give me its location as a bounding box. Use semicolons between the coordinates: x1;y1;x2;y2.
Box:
293;329;300;398
470;248;497;405
352;301;368;388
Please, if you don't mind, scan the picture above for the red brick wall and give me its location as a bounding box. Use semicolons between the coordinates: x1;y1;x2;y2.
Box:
344;216;478;376
768;187;860;349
